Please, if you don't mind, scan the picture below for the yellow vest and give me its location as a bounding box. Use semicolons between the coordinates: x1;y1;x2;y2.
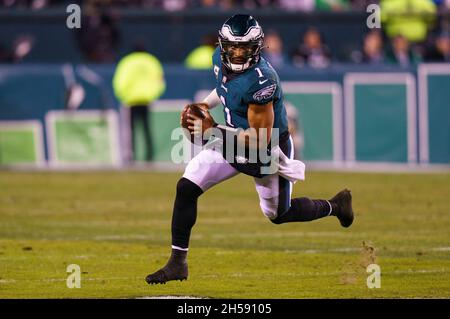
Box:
184;45;215;70
113;52;166;106
381;0;437;43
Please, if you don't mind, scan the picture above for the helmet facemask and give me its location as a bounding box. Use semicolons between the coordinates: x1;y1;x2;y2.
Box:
218;38;263;73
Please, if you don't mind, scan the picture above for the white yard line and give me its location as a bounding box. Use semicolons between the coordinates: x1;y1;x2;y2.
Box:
431;247;450;252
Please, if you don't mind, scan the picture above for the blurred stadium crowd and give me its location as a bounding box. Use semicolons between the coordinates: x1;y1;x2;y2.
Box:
0;0;449;66
1;0;450;12
0;0;389;11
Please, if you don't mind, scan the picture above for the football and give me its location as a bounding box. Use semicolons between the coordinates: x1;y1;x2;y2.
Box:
181;103;208;144
181;103;207;131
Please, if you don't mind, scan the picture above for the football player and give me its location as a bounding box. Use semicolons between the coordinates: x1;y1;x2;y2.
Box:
146;14;354;285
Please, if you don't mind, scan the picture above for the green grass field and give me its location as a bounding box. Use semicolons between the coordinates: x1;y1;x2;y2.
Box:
0;170;449;298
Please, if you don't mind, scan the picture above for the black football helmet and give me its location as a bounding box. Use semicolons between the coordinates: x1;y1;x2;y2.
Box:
218;14;264;73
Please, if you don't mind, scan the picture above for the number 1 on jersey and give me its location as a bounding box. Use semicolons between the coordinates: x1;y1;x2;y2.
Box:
255;67;263;78
220;95;233;127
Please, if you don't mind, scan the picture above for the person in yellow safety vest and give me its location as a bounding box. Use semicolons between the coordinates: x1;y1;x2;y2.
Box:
381;0;437;44
184;34;217;70
113;45;166;162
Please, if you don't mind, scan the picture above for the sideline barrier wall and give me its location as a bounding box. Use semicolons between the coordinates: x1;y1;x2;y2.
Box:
417;64;450;165
282;82;343;163
0;120;44;166
0;63;449;168
344;73;417;164
45;110;121;167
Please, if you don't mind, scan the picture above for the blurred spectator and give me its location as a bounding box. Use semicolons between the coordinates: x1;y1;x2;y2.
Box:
262;30;288;68
190;0;280;9
238;0;278;9
291;27;331;68
315;0;350;11
385;35;422;67
349;0;379;11
0;0;71;9
351;30;385;64
76;10;120;63
184;34;216;69
432;0;450;9
191;0;221;9
190;0;234;9
162;0;188;11
0;36;34;63
113;44;166;163
278;0;315;11
220;0;241;9
424;31;450;61
381;0;437;44
12;35;34;61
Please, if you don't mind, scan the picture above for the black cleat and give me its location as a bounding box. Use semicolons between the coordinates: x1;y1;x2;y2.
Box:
146;249;188;285
329;189;354;228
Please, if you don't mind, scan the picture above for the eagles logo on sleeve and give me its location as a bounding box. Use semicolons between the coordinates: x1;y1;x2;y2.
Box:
252;83;277;102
